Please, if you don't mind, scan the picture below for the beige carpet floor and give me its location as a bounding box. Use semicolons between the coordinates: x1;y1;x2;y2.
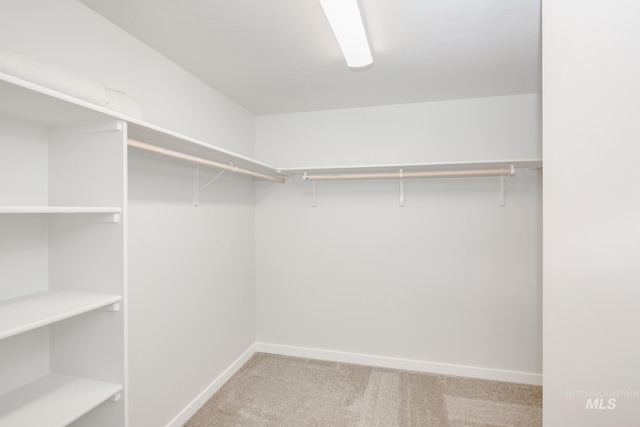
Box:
184;353;542;427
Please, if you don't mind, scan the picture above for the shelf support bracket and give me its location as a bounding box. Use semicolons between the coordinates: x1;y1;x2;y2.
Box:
110;392;122;402
103;302;120;312
399;168;405;207
193;166;226;206
499;164;516;207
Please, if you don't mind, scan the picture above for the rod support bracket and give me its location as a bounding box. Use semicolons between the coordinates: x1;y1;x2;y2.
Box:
303;172;317;207
193;166;226;206
499;164;515;206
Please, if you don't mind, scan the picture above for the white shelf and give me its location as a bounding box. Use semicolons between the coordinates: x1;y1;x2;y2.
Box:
127;122;284;182
278;158;543;177
0;72;284;182
0;374;121;427
0;73;117;127
0;206;122;222
0;290;122;340
0;206;121;214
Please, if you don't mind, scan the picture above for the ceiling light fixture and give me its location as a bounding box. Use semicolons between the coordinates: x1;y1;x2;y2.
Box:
318;0;373;70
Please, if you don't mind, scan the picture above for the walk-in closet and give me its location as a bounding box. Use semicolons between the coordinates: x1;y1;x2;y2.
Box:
1;1;638;426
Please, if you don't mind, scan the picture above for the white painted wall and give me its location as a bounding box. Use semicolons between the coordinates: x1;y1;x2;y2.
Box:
127;157;255;427
0;1;256;426
255;94;543;381
256;94;540;167
0;0;253;156
543;1;640;425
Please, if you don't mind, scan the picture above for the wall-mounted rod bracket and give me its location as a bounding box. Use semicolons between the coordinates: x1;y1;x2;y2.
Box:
199;169;226;193
193;166;227;206
303;172;318;207
499;164;516;207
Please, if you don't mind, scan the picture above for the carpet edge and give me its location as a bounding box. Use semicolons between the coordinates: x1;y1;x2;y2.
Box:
255;342;542;386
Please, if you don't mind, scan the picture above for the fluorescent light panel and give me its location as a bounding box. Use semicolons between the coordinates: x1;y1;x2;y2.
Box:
319;0;372;69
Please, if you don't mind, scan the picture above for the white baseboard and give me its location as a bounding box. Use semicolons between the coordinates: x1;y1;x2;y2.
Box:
166;343;257;427
255;342;542;386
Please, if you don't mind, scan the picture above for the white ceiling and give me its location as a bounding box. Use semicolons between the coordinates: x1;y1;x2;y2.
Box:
79;0;541;115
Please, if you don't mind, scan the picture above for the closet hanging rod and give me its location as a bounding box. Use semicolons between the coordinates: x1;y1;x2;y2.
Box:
127;139;285;183
302;167;515;181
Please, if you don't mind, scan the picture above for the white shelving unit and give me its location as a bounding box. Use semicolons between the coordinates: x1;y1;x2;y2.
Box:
0;74;128;426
